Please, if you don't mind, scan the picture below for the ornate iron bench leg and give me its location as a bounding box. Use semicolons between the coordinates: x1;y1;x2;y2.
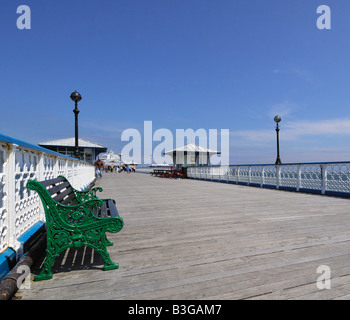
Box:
105;236;114;246
94;244;119;271
34;243;67;281
34;259;54;281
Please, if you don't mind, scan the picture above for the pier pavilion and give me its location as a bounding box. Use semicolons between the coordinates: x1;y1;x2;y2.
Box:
39;137;107;164
164;143;220;167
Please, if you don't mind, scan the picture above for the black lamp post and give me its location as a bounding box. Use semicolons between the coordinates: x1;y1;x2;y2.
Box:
274;115;282;165
70;91;82;159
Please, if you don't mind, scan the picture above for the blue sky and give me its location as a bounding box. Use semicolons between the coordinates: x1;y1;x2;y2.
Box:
1;0;350;164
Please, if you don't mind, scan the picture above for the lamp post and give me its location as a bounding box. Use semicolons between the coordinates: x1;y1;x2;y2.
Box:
70;91;82;159
274;115;282;165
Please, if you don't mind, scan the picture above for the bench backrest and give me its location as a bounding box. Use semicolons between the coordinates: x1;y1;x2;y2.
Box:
27;176;105;229
38;176;80;206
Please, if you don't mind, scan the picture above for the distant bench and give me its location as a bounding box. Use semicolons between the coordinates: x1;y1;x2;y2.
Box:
151;169;184;179
26;175;124;281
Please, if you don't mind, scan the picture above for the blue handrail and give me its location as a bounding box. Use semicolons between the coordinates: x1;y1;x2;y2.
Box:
0;133;78;161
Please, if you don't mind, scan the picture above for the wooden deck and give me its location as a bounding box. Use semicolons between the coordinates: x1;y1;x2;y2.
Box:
16;172;350;300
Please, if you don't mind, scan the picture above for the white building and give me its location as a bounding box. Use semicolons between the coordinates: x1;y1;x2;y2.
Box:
97;149;121;166
97;150;138;167
164;143;220;168
39;137;107;164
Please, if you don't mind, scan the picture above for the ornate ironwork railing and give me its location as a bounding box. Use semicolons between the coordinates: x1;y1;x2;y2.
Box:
187;162;350;197
0;133;95;255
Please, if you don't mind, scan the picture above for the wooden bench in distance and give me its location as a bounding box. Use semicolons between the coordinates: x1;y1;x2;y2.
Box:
26;175;124;281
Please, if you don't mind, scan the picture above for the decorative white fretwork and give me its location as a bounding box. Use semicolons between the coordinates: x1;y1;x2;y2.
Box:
0;136;95;254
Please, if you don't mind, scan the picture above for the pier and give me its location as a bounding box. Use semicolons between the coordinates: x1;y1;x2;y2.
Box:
16;172;350;300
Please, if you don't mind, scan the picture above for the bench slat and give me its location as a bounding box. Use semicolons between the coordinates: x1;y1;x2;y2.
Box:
100;201;108;218
69;198;81;206
108;200;119;217
52;187;74;203
47;181;71;196
60;193;79;206
41;176;66;187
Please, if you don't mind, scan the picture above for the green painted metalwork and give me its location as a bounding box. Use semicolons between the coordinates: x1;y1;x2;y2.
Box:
70;181;104;203
26;178;124;281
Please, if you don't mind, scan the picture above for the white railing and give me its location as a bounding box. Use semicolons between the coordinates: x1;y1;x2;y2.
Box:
187;162;350;197
0;134;95;255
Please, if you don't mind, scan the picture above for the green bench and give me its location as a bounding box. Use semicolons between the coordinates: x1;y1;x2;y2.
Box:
26;175;124;281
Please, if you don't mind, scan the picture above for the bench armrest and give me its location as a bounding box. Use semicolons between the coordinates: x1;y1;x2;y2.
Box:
74;187;103;203
49;198;104;227
55;199;123;234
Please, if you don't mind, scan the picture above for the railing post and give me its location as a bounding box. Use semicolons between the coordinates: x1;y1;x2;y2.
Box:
261;166;265;187
276;165;280;190
38;153;44;181
36;153;45;221
0;144;8;253
248;166;251;185
54;157;58;178
321;164;327;194
64;158;68;178
297;165;301;191
7;144;19;254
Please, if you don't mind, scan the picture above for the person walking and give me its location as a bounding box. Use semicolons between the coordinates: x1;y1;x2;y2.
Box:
94;157;104;179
